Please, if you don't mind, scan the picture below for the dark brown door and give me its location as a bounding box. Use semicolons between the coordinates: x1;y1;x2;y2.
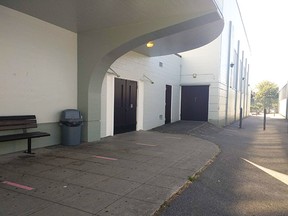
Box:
181;86;209;121
114;78;137;134
165;85;172;124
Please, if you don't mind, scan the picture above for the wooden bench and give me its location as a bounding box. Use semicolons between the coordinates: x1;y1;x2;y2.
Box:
0;115;50;154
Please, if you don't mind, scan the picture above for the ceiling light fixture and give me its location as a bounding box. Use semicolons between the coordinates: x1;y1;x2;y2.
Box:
146;41;154;48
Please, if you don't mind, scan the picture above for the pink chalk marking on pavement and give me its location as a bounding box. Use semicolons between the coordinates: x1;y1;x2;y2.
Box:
2;181;34;191
93;155;118;161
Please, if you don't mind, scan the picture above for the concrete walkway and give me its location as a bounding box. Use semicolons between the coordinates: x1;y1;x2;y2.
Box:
0;130;219;216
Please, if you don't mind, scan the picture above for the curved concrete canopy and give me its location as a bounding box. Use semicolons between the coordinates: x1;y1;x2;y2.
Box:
0;0;224;58
0;0;221;33
134;12;224;56
0;0;224;142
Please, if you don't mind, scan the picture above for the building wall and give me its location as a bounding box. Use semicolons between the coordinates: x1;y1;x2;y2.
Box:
179;0;251;126
0;6;77;154
222;0;251;122
0;1;250;155
279;83;288;118
279;99;287;118
101;51;181;137
180;37;221;124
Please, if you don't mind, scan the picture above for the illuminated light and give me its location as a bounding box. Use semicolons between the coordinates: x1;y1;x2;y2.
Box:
146;41;154;48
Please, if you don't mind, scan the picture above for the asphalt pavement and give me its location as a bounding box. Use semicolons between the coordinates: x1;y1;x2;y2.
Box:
158;115;288;216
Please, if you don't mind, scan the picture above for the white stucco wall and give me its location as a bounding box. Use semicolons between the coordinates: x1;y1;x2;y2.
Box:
279;99;287;118
180;36;221;84
180;36;222;124
0;6;77;123
101;51;181;137
179;0;251;126
278;83;287;118
221;0;251;121
228;89;236;122
218;0;251;122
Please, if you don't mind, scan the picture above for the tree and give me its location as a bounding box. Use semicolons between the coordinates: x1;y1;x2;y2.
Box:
254;80;279;113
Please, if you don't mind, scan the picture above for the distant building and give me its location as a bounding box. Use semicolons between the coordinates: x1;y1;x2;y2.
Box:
279;82;288;118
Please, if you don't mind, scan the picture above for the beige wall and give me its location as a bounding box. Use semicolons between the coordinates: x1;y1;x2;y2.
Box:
0;6;77;123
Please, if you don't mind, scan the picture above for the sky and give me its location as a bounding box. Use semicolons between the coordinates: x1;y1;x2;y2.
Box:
237;0;288;89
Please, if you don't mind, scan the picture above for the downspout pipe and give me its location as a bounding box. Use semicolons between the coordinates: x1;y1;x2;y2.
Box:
286;84;288;119
234;40;240;121
225;21;233;126
239;51;244;111
243;58;248;116
245;66;250;116
286;99;288;119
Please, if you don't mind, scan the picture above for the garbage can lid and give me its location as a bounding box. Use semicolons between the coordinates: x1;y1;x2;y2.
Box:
60;109;82;122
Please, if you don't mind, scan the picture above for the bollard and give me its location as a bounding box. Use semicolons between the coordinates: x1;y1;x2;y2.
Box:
239;107;243;128
263;108;266;130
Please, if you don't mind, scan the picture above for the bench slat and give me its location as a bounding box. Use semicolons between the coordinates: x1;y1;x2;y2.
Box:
0;132;50;142
0;115;50;154
0;116;37;131
0;124;37;131
0;115;36;120
0;119;36;126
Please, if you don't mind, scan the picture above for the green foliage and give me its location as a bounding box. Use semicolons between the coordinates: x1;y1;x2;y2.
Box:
254;81;279;113
188;175;197;182
188;174;199;182
250;103;262;114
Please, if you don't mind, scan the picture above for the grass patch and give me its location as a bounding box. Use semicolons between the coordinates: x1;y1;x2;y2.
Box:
188;172;202;182
188;175;198;182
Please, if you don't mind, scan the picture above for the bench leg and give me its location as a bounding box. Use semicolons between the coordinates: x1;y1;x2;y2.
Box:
24;138;34;154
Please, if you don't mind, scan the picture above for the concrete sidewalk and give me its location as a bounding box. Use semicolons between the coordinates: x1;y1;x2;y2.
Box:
0;130;219;216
